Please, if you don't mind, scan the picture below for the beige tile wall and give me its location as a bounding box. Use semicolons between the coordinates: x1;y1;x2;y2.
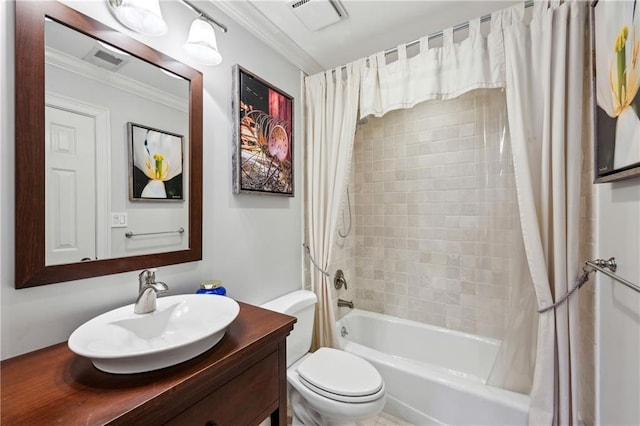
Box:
335;89;520;340
330;162;358;316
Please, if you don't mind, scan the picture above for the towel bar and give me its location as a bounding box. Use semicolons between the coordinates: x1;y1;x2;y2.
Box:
125;227;185;239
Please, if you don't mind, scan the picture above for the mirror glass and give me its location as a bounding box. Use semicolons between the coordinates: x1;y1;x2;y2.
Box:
44;20;190;266
15;1;203;288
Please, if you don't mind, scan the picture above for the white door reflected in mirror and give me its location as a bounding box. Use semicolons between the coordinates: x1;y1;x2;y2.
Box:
45;106;98;265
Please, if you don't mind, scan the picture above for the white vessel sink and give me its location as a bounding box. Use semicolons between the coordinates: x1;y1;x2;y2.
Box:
68;294;240;374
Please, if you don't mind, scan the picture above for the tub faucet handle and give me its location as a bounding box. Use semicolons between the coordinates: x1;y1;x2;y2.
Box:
334;269;348;290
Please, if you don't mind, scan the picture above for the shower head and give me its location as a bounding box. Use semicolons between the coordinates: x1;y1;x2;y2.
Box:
355;116;369;133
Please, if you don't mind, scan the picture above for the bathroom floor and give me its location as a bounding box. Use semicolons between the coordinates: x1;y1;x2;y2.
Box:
284;409;412;425
357;411;413;426
285;398;412;425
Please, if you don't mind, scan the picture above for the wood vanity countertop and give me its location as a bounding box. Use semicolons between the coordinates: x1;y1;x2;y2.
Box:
0;301;296;425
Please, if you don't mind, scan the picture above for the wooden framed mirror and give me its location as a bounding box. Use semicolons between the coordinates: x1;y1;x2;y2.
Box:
15;1;203;288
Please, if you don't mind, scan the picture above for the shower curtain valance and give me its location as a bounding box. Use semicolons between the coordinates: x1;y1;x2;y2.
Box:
359;7;524;119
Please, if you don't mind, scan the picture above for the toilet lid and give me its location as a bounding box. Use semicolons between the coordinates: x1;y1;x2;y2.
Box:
297;348;384;403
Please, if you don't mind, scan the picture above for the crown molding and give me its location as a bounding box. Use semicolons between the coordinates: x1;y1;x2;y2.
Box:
209;1;323;75
45;48;188;113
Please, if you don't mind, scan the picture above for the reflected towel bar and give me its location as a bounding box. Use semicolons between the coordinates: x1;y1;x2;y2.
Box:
125;227;185;239
585;258;640;294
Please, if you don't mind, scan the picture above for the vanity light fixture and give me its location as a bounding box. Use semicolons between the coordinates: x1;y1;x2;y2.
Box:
180;0;227;66
106;0;227;66
184;17;222;65
106;0;168;36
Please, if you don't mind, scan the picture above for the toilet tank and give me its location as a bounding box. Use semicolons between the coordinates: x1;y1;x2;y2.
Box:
261;290;317;367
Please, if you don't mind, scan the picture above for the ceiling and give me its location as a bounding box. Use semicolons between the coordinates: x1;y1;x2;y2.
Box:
210;0;520;74
45;17;188;98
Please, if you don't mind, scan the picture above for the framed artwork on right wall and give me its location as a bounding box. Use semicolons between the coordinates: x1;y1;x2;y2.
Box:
231;65;294;196
592;0;640;183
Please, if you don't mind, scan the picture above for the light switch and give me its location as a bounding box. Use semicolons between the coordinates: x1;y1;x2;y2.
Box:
111;212;128;228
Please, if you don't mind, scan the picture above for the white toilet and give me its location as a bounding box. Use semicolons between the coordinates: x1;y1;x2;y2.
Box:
261;290;386;426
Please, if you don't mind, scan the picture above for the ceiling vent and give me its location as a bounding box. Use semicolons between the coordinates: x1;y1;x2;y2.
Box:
288;0;347;32
82;47;128;72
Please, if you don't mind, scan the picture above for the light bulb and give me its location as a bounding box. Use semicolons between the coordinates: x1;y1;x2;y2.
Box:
108;0;168;36
184;18;222;66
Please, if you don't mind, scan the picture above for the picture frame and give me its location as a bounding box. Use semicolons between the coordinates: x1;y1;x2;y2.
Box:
232;65;294;196
128;122;184;201
591;0;640;183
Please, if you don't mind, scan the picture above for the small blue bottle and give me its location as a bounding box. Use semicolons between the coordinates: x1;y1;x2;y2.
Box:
196;280;227;296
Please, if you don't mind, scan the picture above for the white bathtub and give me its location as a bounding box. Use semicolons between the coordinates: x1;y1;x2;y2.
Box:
337;310;529;425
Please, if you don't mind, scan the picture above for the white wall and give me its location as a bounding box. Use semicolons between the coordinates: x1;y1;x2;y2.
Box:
597;181;640;425
1;1;303;359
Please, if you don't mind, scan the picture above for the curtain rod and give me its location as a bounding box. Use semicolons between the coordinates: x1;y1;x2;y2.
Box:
382;0;534;57
179;0;228;33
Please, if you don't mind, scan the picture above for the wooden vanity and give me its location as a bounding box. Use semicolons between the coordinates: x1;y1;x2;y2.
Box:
1;302;295;425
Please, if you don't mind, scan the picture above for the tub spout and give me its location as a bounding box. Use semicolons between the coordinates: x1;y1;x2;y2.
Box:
338;299;354;309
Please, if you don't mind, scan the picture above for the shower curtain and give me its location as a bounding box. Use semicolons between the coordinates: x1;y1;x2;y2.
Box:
304;61;363;349
503;2;586;424
304;0;587;423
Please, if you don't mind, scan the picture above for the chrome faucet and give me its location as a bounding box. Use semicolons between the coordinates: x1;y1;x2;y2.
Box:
337;299;354;309
134;268;168;314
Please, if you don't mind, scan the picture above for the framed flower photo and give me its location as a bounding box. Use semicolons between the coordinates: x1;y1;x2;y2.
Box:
232;65;294;196
592;0;640;183
128;122;184;201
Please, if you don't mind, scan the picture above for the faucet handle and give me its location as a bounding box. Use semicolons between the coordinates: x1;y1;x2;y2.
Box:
138;268;159;288
146;268;158;283
334;269;348;290
134;269;168;314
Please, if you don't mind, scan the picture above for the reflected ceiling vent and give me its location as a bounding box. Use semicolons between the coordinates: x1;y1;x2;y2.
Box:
82;47;128;72
288;0;347;32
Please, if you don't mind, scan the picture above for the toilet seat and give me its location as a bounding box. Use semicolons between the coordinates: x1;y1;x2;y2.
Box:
296;348;384;403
